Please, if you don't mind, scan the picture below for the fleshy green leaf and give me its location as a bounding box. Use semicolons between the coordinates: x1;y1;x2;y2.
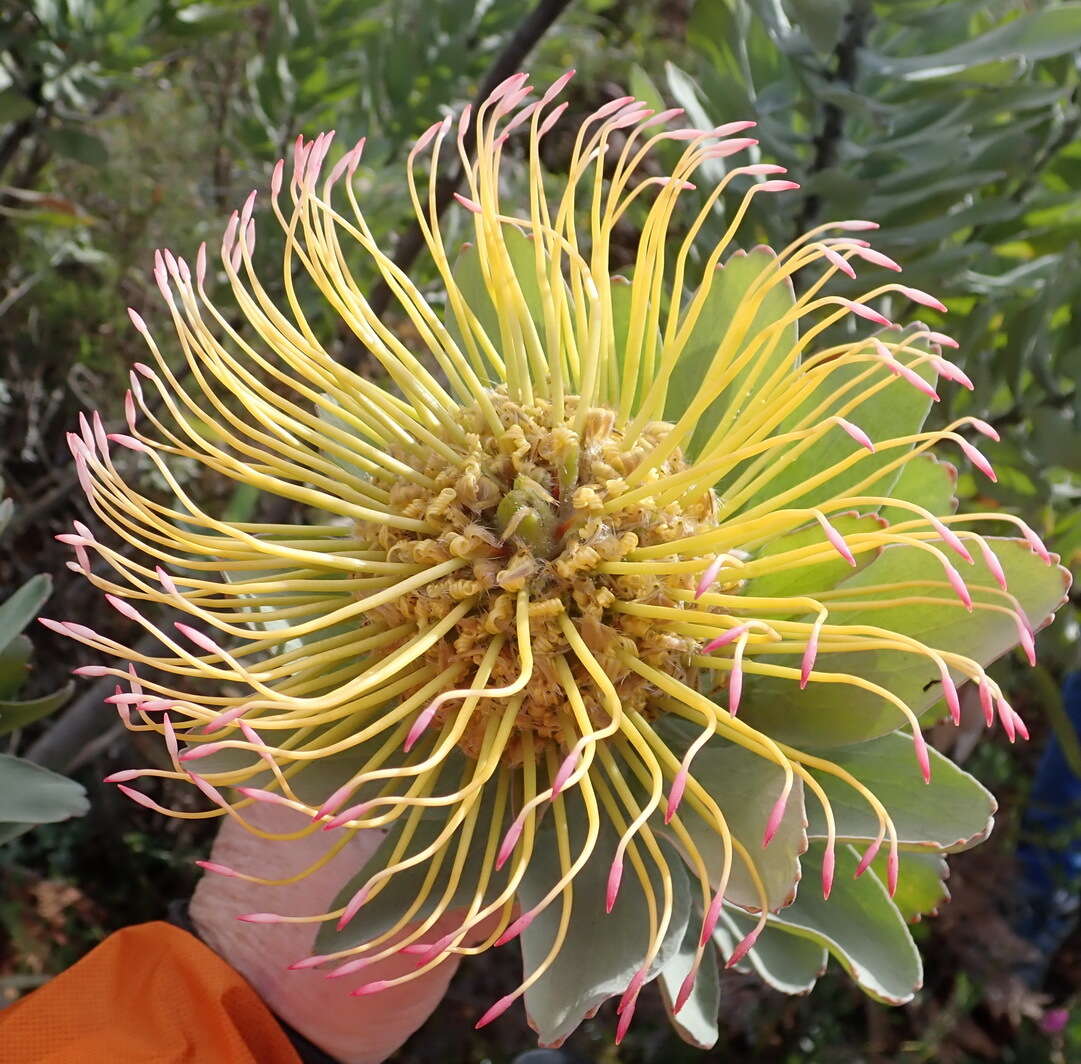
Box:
519;795;692;1045
0;752;89;828
0;575;52;655
659;737;806;912
871;851;950;923
737;327;937;515
760;843;922;1004
803;731;995;852
880;454;958;525
740;538;1070;747
0;635;32;699
0;682;74;737
719;908;827;994
665;247;798;457
658;920;720;1048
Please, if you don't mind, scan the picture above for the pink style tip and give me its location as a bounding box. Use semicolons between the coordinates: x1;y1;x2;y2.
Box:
614;992;639;1044
453;192;482;214
816;512;857;566
841;299;892;327
674;969;698;1015
762;790;789;847
606;856;624;913
105;593;142;622
727;660;743;716
886;848;900;896
617;969;648;1015
854;246;902;272
202;703;252;733
958;439;996;482
350;980;393;999
175;621;221;655
326;956;375;980
665;770;689;824
494;912;533;948
834;219;879;231
1012;710;1031;742
726;929;760;969
117;785;162;812
914;731;932;783
702;625;749;655
944;563;974;611
103;769;143;783
550;749;580;798
475;994;517;1029
127;307;148;333
933;519;973;564
107;433;147;452
978;682;996;727
695;556;725;599
1021;523;1052;564
897;285;947;313
403;705;437;752
1018;623;1037;668
237;786;294;808
177;742;225;762
73;665;110;677
322;801;375;831
854;837;882;878
236;912;283;924
821;245;856;279
837;417;875;452
196;860;238;878
996;696;1018;743
800;635;819;690
941;667;961;726
495;817;525;871
287;954;328;972
968;417;1000;442
821;845;836;899
337;884;371;930
756;179;800;192
701;891;726;947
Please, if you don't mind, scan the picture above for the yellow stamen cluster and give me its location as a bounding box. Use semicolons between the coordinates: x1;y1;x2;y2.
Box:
362;389;718;761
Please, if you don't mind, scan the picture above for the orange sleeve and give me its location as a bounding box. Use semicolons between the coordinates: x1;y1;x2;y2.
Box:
0;921;302;1064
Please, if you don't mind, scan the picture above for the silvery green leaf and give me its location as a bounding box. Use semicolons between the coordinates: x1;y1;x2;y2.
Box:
658;920;720;1049
741;538;1070;747
758;843;921;1004
803;730;995;852
0;753;88;834
518;793;692;1045
718;908;827;994
659;736;806;912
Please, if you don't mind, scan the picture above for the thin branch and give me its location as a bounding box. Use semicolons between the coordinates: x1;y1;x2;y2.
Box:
794;0;872;236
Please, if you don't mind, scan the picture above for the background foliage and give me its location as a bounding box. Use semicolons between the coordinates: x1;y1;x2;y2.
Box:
1;0;1080;1060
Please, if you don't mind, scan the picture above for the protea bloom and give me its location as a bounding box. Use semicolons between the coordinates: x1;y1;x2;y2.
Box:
47;71;1068;1048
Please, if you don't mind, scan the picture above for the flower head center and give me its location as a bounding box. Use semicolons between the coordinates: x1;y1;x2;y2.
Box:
360;391;720;763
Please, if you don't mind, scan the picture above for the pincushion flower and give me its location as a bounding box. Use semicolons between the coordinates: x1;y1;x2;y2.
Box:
47;71;1069;1049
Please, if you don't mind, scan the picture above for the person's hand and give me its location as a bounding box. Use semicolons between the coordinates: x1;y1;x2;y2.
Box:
191;803;481;1064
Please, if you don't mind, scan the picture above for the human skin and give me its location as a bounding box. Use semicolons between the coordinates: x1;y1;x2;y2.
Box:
191;803;483;1064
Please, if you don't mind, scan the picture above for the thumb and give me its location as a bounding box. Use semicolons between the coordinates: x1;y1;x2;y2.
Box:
190;803;472;1064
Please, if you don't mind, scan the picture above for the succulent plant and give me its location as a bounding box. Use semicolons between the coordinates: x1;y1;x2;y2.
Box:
48;73;1069;1048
